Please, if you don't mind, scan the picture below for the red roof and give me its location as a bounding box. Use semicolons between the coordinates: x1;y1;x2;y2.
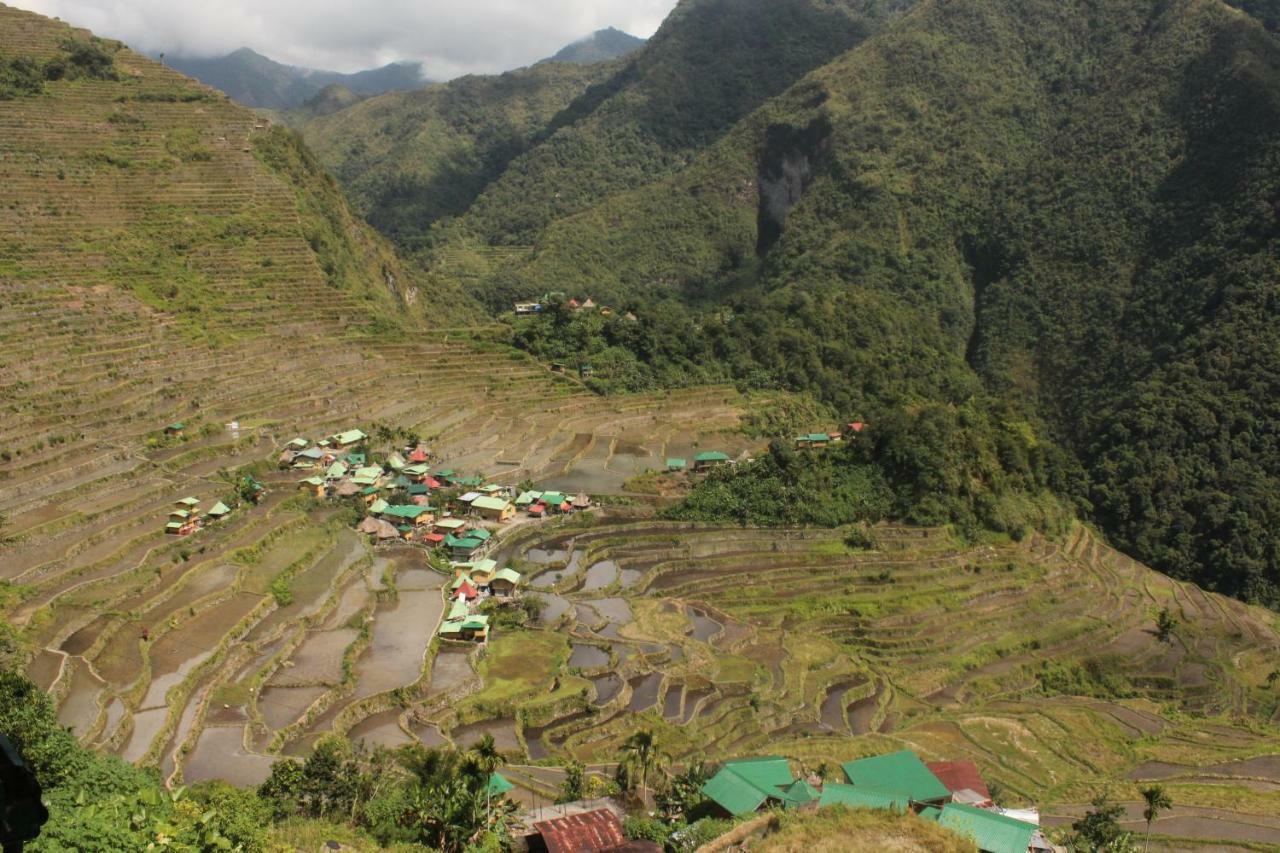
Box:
408;448;429;463
457;581;478;599
425;477;442;488
529;504;545;515
424;533;445;543
534;808;625;853
848;422;865;432
925;760;990;800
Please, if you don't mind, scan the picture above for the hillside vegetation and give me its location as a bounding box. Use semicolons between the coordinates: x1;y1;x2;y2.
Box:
306;0;1280;607
296;60;614;252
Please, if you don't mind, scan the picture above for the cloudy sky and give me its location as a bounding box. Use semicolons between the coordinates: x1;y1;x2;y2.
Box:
8;0;679;78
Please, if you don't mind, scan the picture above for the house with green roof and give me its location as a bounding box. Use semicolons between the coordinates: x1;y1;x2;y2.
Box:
448;598;470;621
343;452;366;467
701;757;807;817
438;618;466;638
403;463;430;477
434;517;467;532
333;429;367;447
325;461;348;480
840;750;951;807
472;495;514;521
795;432;832;449
489;567;522;597
206;501;231;519
818;783;910;813
666;458;687;472
380;505;434;525
515;490;541;506
449;536;485;560
286;437;309;449
177;497;201;508
460;614;489;640
693;451;731;470
936;803;1036;853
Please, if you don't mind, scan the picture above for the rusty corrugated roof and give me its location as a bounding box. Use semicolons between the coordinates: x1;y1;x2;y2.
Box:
533;807;625;853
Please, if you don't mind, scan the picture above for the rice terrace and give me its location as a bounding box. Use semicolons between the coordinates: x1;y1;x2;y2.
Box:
3;0;1280;850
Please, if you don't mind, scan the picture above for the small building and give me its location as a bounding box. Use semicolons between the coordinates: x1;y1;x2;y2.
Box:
434;517;468;535
936;802;1037;853
407;447;430;464
531;807;628;853
176;497;200;509
461;614;489;641
286;437;309;450
489;567;521;597
447;535;485;561
381;505;435;526
292;448;325;468
438;619;466;639
298;476;325;497
795;433;831;449
843;421;867;438
579;364;594;379
539;492;568;513
666;458;687;472
515;490;542;507
701;757;816;818
839;750;951;809
692;451;730;471
325;461;348;481
343;452;367;467
514;301;543;315
571;493;591;511
386;452;405;470
332;429;368;447
472;495;515;522
164;422;185;436
206;501;231;520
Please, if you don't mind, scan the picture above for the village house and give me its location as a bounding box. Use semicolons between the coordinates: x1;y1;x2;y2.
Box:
488;567;522;597
692;450;731;471
472;495;515;521
794;433;831;450
298;476;325;497
700;757;819;817
666;458;687;472
331;428;367;448
164;422;185;436
206;501;231;521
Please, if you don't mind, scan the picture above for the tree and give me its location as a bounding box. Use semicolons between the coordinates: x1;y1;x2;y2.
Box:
655;760;709;823
1071;794;1133;851
619;729;667;807
1155;608;1176;642
1140;785;1172;851
559;760;585;803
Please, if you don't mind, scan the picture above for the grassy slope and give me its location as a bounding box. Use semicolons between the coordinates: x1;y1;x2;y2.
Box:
295;61;614;252
465;0;1280;605
743;806;976;852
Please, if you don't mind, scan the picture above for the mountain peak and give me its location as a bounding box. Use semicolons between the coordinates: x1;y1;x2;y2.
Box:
549;27;645;64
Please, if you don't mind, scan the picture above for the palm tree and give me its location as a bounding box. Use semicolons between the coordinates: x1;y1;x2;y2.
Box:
469;734;503;823
1140;785;1172;851
620;729;666;807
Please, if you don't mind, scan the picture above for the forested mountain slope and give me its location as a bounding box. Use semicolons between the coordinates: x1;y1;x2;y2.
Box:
295;60;614;251
406;0;1280;606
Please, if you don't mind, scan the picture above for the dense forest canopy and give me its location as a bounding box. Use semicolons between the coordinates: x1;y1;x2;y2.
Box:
303;0;1280;608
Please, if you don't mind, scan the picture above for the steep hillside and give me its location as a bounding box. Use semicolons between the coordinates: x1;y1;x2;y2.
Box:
296;60;613;251
448;0;1280;606
548;27;645;64
164;48;426;109
302;0;911;277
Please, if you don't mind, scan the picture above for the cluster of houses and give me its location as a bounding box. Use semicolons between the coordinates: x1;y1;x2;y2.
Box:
513;295;636;321
164;495;232;536
794;421;866;450
277;428;600;644
700;749;1054;853
665;450;732;473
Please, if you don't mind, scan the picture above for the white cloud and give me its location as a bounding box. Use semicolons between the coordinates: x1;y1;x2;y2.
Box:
9;0;676;77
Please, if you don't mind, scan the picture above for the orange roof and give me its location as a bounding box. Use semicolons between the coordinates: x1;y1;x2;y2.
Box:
925;760;990;799
533;808;625;853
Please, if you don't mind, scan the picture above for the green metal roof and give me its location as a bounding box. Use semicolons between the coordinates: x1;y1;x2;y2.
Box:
840;751;950;803
177;497;200;506
919;806;942;822
469;528;493;541
165;521;183;529
451;574;471;589
937;803;1036;853
472;496;510;512
453;538;484;550
539;492;566;506
169;509;190;519
465;558;497;574
777;779;820;805
492;567;521;585
461;614;489;629
353;465;382;480
403;463;430;476
286;437;308;448
300;476;325;487
694;451;730;462
487;773;513;796
369;498;388;514
701;757;799;816
326;462;348;478
448;599;470;620
382;504;430;519
818;783;909;812
334;429;367;445
435;518;466;529
514;490;540;505
166;422;184;430
666;458;686;469
438;618;466;635
207;501;230;516
343;453;366;466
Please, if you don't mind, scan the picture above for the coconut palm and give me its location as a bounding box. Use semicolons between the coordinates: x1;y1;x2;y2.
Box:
1140;785;1172;851
620;729;667;806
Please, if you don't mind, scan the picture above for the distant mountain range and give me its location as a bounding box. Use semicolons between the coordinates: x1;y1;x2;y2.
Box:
162;28;644;111
547;27;645;64
162;48;428;110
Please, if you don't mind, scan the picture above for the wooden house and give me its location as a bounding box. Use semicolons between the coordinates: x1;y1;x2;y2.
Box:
489;567;521;597
472;495;515;521
693;450;731;471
